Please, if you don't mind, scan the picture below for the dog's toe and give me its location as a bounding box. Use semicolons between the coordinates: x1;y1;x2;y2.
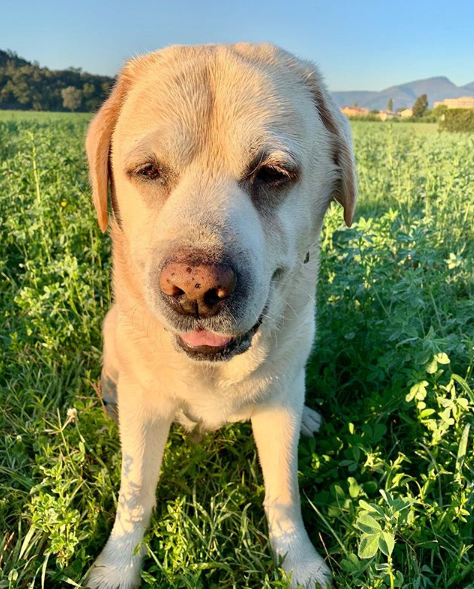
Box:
289;560;332;588
301;405;323;437
86;560;140;589
280;543;332;588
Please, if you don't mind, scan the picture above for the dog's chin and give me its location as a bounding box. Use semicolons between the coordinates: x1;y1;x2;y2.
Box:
172;317;262;363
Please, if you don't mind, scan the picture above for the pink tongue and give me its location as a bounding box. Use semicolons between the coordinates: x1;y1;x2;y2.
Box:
180;329;233;348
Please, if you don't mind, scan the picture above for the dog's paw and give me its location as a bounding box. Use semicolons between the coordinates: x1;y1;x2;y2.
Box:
284;553;332;588
274;534;331;589
85;556;141;589
300;406;323;437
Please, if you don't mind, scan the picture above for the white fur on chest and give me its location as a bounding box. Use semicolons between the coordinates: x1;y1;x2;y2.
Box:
170;361;280;431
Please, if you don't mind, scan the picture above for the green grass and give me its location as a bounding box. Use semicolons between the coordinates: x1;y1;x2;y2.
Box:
0;110;91;122
0;115;473;589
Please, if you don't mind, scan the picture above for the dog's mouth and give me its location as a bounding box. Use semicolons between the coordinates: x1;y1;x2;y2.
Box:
175;317;262;362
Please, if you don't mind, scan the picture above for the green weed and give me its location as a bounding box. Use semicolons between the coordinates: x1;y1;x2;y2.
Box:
0;116;473;588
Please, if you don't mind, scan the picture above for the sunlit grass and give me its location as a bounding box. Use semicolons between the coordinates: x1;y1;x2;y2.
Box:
0;116;473;588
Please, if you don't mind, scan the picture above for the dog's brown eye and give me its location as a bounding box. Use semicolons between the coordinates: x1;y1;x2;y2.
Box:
137;163;161;180
254;165;290;187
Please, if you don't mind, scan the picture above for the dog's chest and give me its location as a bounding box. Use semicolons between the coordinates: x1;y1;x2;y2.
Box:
174;403;252;432
171;374;268;432
175;390;254;431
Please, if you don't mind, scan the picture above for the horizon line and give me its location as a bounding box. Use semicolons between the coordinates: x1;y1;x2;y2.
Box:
2;46;473;94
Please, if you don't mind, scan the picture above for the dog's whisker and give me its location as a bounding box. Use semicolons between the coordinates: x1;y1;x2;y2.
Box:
277;279;317;306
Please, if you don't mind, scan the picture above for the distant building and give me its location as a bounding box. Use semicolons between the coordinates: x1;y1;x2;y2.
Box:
378;110;399;121
433;97;474;110
341;106;370;117
400;108;413;118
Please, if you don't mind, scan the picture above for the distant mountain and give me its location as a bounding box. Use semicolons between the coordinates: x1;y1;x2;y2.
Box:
0;48;114;112
332;76;474;110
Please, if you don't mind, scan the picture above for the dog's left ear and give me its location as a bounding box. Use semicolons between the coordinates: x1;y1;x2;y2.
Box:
312;82;357;227
288;56;358;227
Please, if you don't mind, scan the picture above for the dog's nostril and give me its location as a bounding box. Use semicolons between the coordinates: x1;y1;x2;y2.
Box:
166;284;185;297
204;288;224;308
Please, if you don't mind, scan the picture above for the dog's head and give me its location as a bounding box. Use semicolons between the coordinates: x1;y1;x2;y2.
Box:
86;43;356;362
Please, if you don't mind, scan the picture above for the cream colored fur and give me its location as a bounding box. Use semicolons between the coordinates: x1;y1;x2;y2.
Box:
85;43;356;589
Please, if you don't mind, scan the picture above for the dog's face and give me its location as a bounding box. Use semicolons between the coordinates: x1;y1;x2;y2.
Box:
87;44;356;362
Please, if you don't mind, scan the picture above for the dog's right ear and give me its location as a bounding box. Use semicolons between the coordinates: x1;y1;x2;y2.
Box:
85;71;132;232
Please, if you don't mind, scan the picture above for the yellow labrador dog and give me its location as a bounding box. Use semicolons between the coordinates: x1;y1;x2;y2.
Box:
85;43;356;589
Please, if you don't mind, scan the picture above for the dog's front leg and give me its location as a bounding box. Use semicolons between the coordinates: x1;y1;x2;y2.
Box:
87;378;174;589
251;375;331;589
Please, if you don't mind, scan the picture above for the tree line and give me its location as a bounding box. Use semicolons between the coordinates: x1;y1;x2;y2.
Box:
0;49;114;112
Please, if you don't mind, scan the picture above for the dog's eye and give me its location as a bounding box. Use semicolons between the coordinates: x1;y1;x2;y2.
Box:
254;165;291;187
137;163;161;180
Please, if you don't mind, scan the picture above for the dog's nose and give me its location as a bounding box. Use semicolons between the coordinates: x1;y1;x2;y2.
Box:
160;260;237;317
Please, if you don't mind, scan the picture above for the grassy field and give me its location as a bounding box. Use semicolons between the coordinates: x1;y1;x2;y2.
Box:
0;115;473;589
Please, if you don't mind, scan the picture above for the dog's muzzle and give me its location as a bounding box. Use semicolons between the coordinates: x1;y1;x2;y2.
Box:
158;251;265;361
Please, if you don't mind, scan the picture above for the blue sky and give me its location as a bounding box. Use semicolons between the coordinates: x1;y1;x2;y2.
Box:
2;0;473;91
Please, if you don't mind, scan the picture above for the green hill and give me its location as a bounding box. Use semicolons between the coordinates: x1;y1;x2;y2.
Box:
0;49;114;112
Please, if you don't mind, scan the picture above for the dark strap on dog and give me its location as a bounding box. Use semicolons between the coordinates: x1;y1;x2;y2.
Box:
101;368;119;423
